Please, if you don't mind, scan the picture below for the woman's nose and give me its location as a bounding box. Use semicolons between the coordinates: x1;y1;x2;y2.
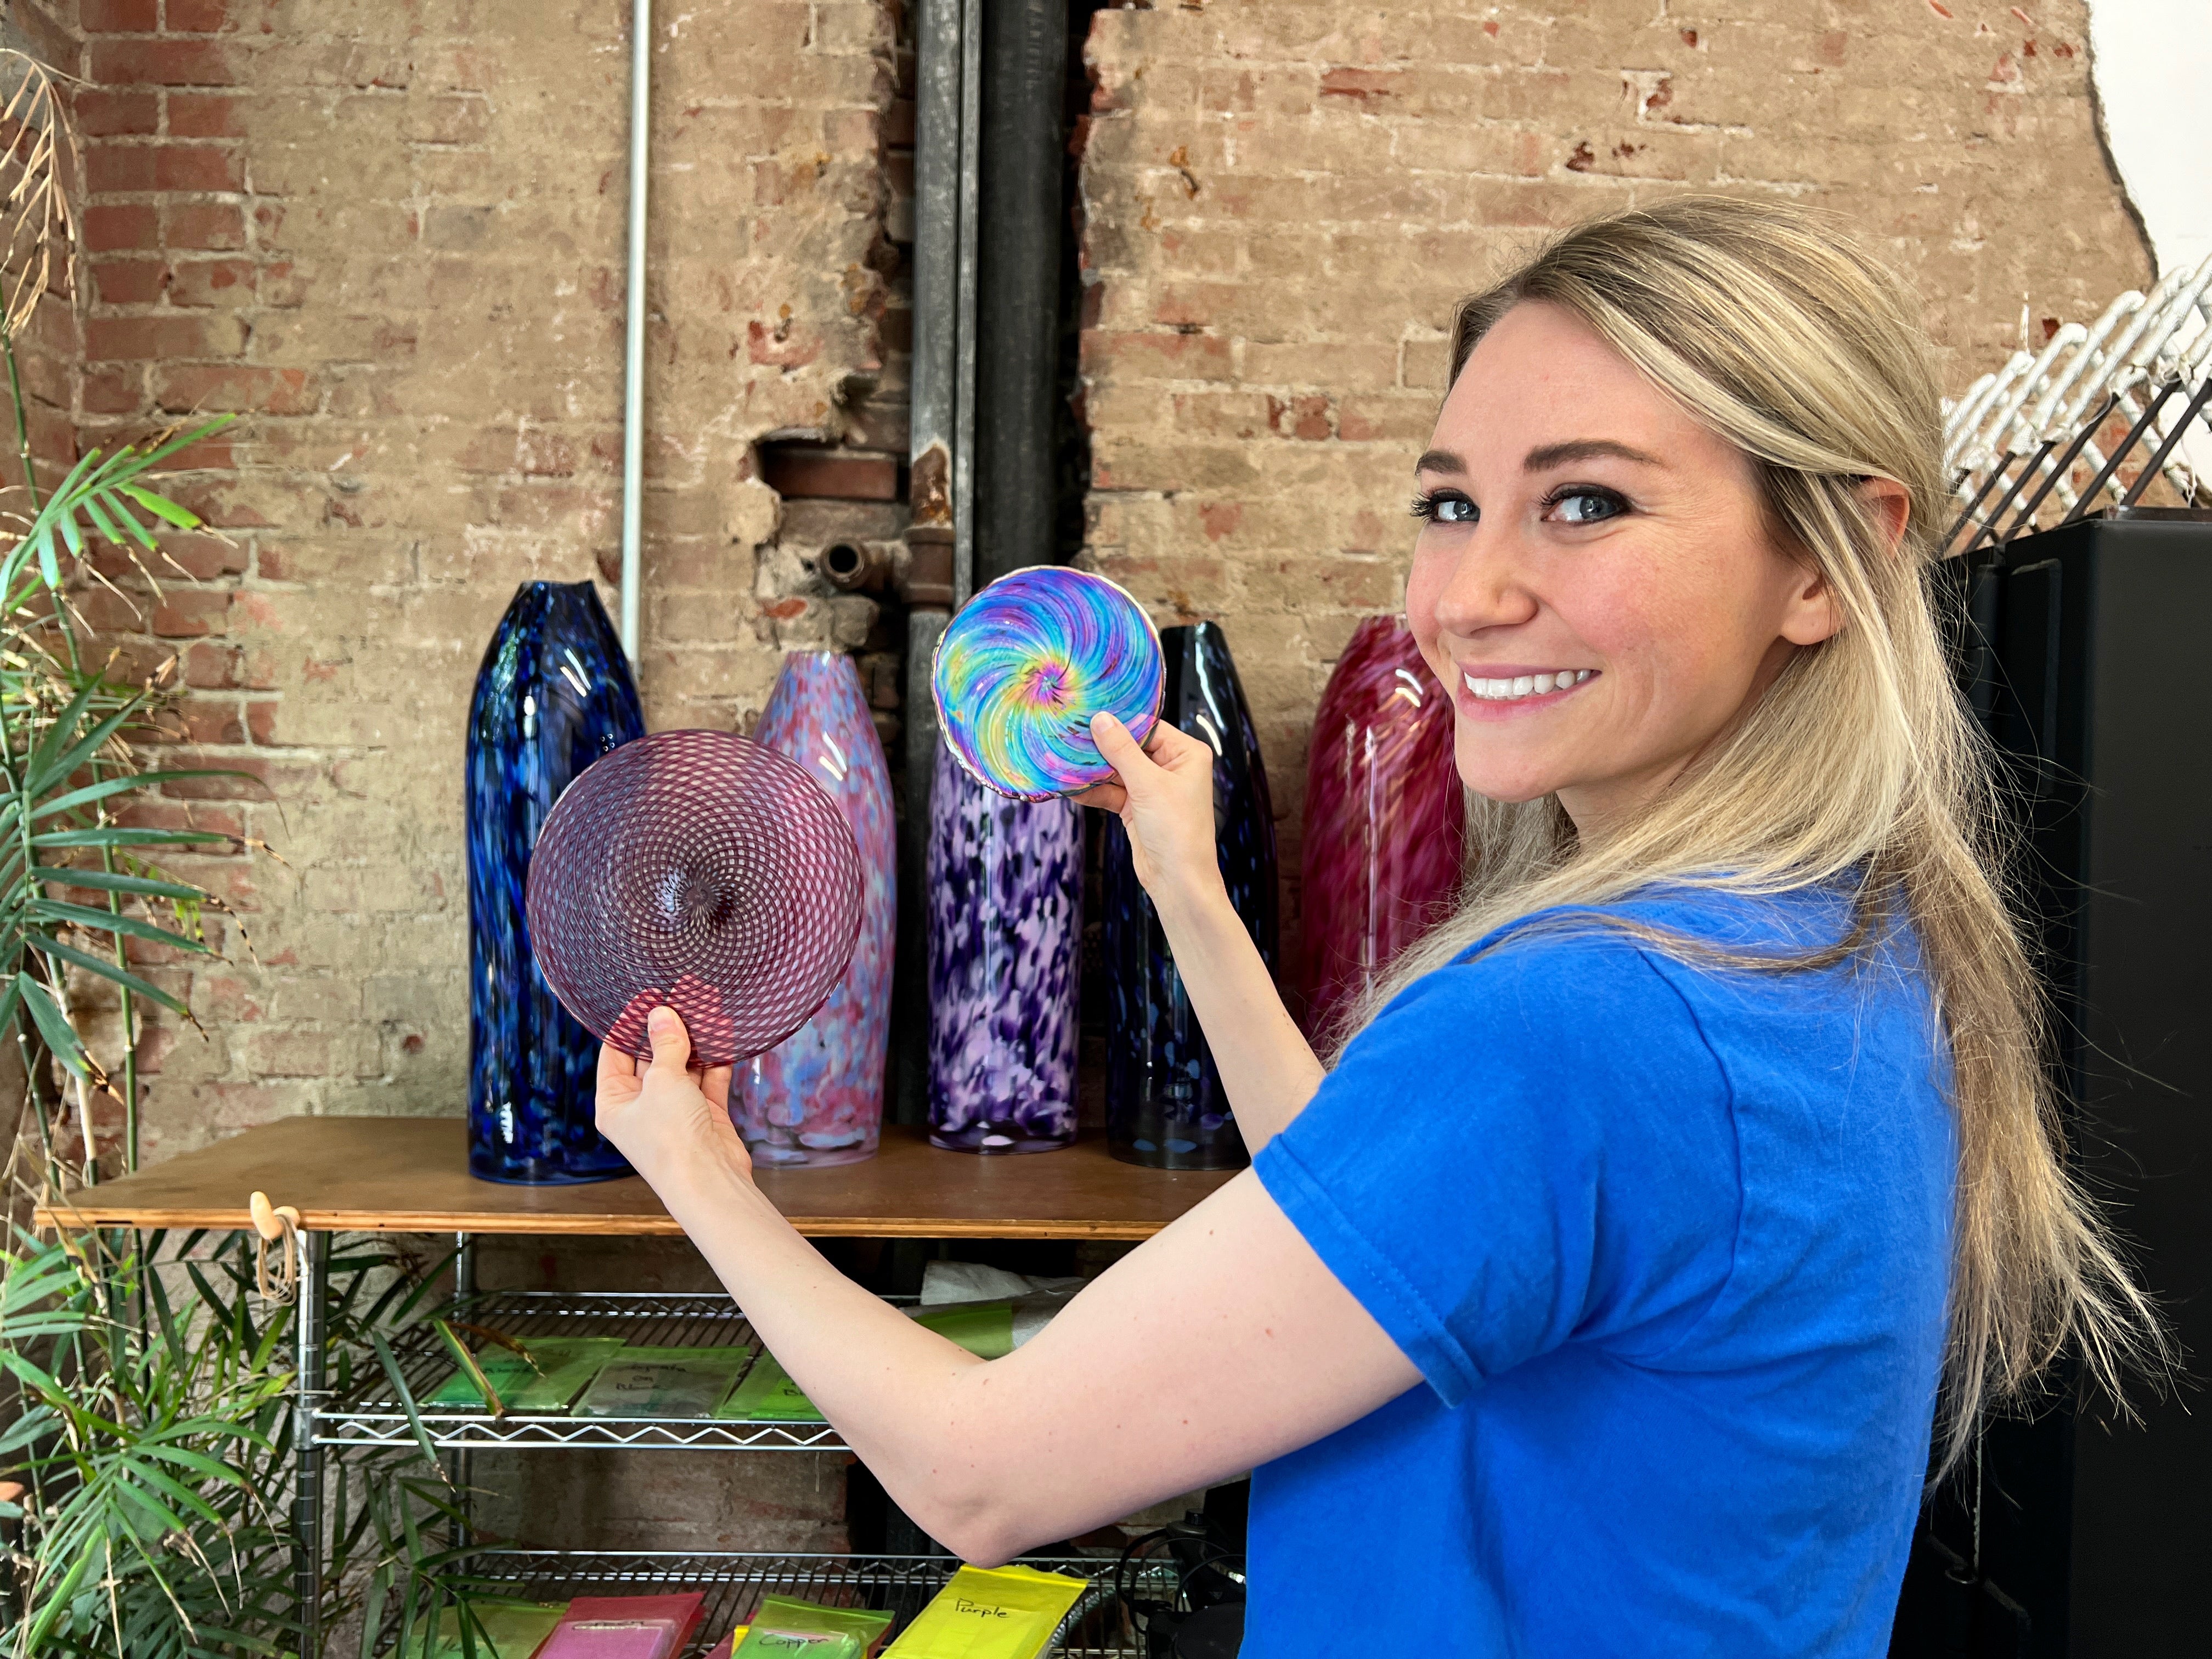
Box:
1432;531;1539;638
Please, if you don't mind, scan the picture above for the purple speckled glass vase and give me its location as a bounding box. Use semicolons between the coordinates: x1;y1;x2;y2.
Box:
926;741;1081;1153
733;652;896;1166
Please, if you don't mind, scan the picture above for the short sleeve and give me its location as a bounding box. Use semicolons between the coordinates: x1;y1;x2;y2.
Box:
1255;932;1742;1407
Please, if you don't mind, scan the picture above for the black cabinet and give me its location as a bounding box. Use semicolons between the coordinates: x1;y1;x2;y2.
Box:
1893;513;2212;1657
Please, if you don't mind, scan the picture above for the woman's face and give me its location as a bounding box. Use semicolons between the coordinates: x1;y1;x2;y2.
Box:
1404;300;1842;834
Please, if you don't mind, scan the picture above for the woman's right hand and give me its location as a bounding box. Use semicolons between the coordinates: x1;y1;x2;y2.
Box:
1073;712;1227;922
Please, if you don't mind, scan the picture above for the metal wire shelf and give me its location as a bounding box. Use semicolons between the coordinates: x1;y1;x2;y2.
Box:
394;1550;1164;1659
316;1291;860;1453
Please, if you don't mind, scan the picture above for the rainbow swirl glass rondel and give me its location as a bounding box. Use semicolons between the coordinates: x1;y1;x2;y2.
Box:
931;566;1165;801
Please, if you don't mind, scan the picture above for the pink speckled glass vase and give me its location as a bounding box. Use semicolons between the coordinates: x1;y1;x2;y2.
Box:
1296;616;1466;1045
733;652;896;1165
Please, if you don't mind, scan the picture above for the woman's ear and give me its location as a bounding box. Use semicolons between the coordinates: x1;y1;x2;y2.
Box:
1780;477;1908;647
1859;476;1911;555
1779;561;1842;646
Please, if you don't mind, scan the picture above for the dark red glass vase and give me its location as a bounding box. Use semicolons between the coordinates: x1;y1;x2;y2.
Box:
1296;616;1465;1045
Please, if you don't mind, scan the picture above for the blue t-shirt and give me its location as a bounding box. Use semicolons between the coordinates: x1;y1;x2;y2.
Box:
1250;885;1955;1656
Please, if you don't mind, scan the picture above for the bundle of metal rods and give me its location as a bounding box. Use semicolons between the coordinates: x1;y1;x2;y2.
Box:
1942;251;2212;559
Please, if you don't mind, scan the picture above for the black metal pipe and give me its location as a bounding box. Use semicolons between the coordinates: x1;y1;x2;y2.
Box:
973;0;1071;584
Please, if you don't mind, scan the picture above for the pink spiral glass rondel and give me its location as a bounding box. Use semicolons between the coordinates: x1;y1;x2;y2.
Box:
525;729;865;1068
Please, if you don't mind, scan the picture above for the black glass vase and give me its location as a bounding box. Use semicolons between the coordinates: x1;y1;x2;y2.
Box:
466;580;645;1183
1104;622;1278;1170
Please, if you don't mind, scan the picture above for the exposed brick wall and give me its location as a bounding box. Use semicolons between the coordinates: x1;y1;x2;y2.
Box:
50;0;902;1158
16;0;2152;1147
1075;0;2151;966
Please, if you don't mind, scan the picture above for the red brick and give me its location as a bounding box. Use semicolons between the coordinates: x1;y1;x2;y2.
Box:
183;642;242;688
82;365;147;415
160;143;247;192
166;433;237;471
152;532;247;579
245;701;277;744
150;589;232;637
89;38;242;87
72;89;160;136
91;259;166;304
167;92;245;137
77;588;152;635
158;701;246;745
165;257;257;307
166;201;246;250
85;313;238;360
81;0;159;30
166;0;237;31
83;202;160;251
86;143;159;194
154;364;315;416
758;446;899;500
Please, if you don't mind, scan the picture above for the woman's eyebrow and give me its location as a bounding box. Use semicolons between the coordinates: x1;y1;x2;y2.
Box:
1522;438;1664;471
1414;448;1465;475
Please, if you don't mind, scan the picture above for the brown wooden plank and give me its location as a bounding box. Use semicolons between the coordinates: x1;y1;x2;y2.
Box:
31;1117;1235;1240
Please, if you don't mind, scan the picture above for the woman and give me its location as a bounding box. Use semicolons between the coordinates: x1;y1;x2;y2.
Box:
595;198;2149;1654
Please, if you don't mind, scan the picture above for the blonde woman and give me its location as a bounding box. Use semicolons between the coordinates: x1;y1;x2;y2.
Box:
595;198;2149;1655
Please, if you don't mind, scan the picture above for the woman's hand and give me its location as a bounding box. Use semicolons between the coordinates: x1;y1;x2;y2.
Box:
1071;712;1226;922
595;1006;750;1189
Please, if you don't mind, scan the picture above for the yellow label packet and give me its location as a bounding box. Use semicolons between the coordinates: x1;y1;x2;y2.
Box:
882;1565;1088;1659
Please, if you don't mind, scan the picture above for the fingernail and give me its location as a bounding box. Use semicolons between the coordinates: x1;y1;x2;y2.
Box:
649;1006;675;1030
1092;712;1121;735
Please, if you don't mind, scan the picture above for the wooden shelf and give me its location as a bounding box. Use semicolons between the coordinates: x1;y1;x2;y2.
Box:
31;1116;1235;1240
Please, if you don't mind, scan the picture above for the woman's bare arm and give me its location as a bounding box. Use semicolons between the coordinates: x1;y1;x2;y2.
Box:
599;1017;1418;1565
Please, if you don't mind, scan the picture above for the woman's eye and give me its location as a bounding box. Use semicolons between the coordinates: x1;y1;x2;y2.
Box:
1412;490;1477;526
1548;488;1626;525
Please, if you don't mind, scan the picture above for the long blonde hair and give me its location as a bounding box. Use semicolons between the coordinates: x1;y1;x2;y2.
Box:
1363;196;2157;1472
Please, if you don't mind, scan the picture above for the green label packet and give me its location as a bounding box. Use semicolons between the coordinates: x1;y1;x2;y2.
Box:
883;1566;1088;1659
731;1594;894;1658
571;1345;756;1419
423;1337;628;1413
733;1634;860;1658
411;1596;567;1659
714;1353;822;1423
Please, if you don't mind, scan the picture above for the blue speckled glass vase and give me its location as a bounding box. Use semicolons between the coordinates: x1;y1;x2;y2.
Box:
467;580;645;1183
1104;622;1278;1170
927;742;1082;1153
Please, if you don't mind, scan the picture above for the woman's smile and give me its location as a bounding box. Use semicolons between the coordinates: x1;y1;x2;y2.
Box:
1454;665;1599;716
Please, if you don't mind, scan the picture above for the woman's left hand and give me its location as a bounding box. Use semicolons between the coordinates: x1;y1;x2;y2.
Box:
596;1006;750;1188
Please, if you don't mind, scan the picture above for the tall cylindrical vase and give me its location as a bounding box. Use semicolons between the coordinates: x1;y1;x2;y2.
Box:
736;652;896;1166
927;742;1081;1152
1296;614;1465;1045
1104;622;1278;1170
467;580;644;1183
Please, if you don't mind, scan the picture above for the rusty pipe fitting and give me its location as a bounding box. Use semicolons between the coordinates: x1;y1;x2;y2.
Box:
821;539;897;594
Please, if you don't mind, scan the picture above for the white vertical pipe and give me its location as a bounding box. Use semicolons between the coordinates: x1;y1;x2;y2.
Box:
951;0;981;607
619;0;651;662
